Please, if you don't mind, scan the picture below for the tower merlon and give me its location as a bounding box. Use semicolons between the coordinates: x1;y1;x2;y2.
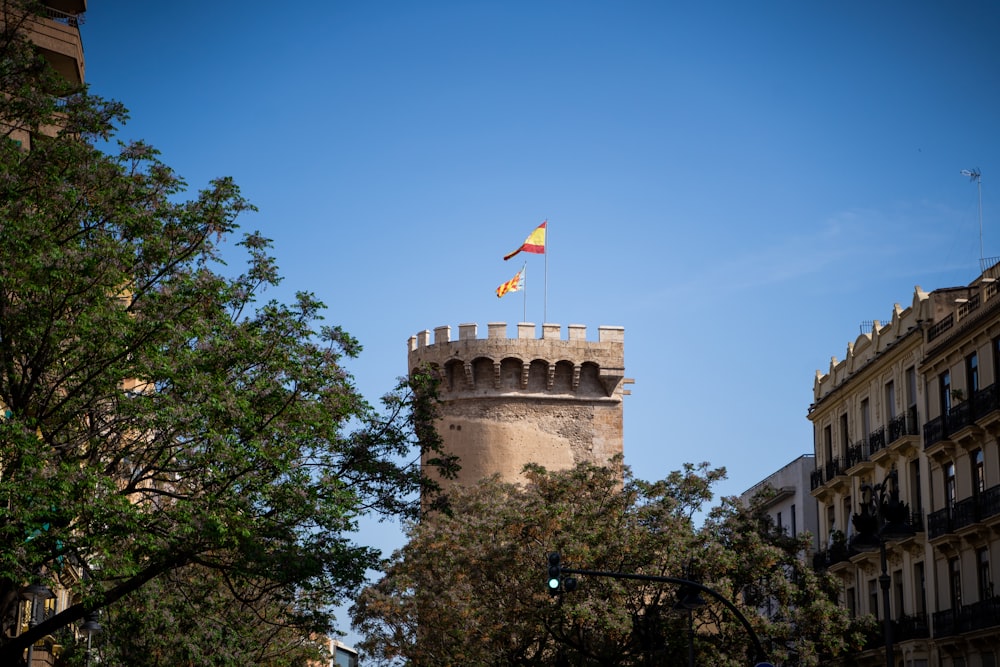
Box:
407;322;625;351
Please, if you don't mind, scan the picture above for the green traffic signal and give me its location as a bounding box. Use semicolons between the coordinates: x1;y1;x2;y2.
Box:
547;552;562;595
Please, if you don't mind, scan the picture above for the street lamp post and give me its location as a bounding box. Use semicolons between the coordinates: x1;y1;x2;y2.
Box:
19;582;55;667
851;469;915;667
673;584;707;667
79;611;101;667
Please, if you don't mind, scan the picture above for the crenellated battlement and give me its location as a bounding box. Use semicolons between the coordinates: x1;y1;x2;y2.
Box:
408;323;628;399
408;322;624;350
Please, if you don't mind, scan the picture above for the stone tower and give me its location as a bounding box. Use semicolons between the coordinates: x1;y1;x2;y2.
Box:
407;322;629;487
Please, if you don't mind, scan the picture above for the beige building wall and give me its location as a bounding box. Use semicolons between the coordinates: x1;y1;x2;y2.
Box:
407;322;630;488
810;267;1000;667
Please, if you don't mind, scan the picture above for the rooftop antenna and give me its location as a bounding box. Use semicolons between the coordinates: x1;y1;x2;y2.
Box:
961;168;983;267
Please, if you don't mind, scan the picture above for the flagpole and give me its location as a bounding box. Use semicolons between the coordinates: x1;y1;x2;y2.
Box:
543;220;548;323
522;262;527;323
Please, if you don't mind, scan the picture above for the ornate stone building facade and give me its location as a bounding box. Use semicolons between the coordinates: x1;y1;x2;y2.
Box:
407;322;630;487
810;267;1000;667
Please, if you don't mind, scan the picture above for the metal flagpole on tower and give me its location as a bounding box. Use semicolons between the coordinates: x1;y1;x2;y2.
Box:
522;263;527;323
544;220;548;324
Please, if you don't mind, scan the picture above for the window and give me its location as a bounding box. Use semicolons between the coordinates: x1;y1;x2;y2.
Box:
776;511;782;534
910;458;922;513
940;370;952;417
994;336;1000;387
869;578;880;618
906;366;917;409
893;569;904;620
861;398;871;439
886;380;896;420
840;413;849;458
978;548;992;601
843;496;852;539
846;586;856;617
967;352;980;396
949;557;963;610
946;462;957;511
973;449;985;495
333;645;359;667
791;504;797;537
824;425;833;463
914;561;927;615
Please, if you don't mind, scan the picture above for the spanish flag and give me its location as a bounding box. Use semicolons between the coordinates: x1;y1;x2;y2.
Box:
503;221;546;260
496;266;525;299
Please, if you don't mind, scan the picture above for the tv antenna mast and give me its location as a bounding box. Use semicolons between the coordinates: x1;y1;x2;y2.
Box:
961;168;984;267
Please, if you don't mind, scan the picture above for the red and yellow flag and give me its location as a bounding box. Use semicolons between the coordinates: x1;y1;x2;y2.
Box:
503;221;546;261
496;267;525;299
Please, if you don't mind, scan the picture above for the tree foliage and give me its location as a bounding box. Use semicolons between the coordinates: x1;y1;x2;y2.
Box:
351;461;869;666
0;3;452;662
71;564;328;667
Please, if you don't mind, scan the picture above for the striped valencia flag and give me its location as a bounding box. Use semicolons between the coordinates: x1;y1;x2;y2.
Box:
503;221;546;260
496;267;525;299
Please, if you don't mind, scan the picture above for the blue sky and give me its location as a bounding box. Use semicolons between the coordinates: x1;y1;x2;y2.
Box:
82;0;999;640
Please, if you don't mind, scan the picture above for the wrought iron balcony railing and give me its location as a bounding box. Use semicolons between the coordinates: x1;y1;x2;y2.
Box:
38;5;84;27
924;383;1000;449
933;596;1000;637
927;313;954;342
887;406;919;444
867;425;886;456
927;484;1000;539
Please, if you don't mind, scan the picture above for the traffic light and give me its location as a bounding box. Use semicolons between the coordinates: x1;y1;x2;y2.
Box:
546;552;577;595
547;552;561;594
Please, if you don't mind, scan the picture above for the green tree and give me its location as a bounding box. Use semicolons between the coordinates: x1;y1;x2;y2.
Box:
696;490;875;666
351;461;868;666
0;3;454;662
72;564;328;667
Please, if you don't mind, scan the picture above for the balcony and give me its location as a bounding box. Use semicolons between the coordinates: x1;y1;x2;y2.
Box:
923;414;947;450
43;1;87;15
887;406;920;451
927;313;954;342
869;614;931;648
932;596;1000;637
969;383;1000;420
21;5;86;85
809;468;824;491
927;507;950;538
925;383;1000;451
867;426;887;457
811;458;846;491
845;438;869;471
927;484;1000;539
825;457;845;481
857;613;930;651
845;427;890;472
812;542;852;571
